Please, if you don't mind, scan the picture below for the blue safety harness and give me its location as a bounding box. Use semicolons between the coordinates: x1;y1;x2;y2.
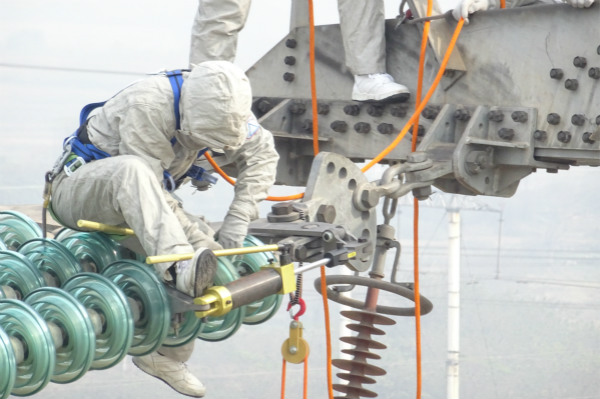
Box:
63;70;217;191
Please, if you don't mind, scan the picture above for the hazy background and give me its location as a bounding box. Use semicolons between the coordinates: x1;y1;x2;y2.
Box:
1;1;600;398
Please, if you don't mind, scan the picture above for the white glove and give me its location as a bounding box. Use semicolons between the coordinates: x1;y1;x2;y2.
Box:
452;0;491;24
217;213;248;249
564;0;595;7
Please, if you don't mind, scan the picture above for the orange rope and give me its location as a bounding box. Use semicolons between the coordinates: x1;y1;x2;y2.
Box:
320;265;334;399
500;0;506;8
280;359;287;399
308;0;319;155
411;1;433;396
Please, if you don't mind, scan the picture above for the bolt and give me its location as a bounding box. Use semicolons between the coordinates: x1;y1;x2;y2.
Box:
343;104;361;116
317;103;330;115
302;119;313;132
285;38;297;48
283;72;295;82
533;130;547;141
271;202;294;215
565;79;579;91
511;111;528;123
284;56;296;66
573;56;587;68
289;346;298;354
465;151;489;175
547;113;561;125
316;205;336;223
583;132;596;144
413;186;432;201
407;151;428;163
454;109;471;121
422;106;440;120
571;114;586;126
254;98;273;114
360;189;379;208
597;115;600;125
354;122;371;134
367;104;384;117
550;68;564;80
557;130;572;143
289;102;306;115
330;120;348;133
390;104;408;118
488;110;504;122
409;125;425;136
377;123;395;135
498;128;515;141
589;67;600;79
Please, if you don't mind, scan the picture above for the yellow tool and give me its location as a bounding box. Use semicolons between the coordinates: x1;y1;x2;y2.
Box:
281;320;309;364
77;220;135;236
146;244;281;264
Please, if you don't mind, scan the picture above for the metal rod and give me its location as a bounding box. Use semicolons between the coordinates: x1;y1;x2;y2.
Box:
294;259;330;275
406;11;452;24
146;244;281;265
77;220;135;236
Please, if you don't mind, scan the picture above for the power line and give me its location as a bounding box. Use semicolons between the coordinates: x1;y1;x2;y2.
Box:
0;62;146;76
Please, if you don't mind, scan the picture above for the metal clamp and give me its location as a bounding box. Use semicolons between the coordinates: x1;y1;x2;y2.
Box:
63;156;86;176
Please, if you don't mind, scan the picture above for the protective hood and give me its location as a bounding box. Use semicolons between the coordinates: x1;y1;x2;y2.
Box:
179;61;252;151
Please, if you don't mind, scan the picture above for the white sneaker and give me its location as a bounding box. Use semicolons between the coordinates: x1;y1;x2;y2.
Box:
133;352;206;397
352;73;411;102
175;247;217;298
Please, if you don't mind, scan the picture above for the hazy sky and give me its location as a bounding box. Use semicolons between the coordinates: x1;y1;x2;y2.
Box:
1;2;599;399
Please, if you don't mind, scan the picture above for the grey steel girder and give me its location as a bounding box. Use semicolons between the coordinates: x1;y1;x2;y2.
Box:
247;3;600;196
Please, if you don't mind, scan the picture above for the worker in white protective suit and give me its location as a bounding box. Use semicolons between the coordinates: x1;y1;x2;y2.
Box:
190;0;410;103
50;61;279;397
453;0;596;23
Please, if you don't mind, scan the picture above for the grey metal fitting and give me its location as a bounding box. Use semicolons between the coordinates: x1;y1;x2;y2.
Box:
573;56;587;68
583;132;596;144
498;128;515;141
283;72;295;82
343;104;360;116
271;202;295;215
377;123;395;135
390;104;408;118
407;151;428;163
421;106;440;120
533;130;547;141
511;111;528;123
412;185;432;201
550;68;564;80
367;105;384;117
316;204;336;223
557;131;572;143
317;103;330;115
571;114;586;126
465;150;489;175
285;38;297;48
565;79;579;91
360;189;379;209
289;102;306;115
547;113;561;125
354;122;371;134
589;67;600;80
377;224;396;240
330;120;348;133
454;109;471;121
487;110;504;122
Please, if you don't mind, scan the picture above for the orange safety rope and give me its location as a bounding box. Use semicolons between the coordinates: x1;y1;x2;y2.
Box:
280;356;309;399
411;0;433;396
500;0;506;8
308;0;319;155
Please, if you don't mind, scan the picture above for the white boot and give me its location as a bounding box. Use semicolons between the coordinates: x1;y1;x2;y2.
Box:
352;73;410;102
133;352;206;397
175;247;217;298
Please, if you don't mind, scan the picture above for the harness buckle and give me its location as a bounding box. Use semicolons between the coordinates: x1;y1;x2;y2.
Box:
63;156;86;176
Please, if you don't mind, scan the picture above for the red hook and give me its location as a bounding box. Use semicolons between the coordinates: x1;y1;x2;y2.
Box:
286;298;306;321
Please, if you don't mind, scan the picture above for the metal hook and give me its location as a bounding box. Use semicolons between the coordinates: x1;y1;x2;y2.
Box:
287;297;306;321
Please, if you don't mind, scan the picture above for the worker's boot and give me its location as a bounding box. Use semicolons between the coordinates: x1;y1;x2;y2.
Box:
132;352;206;397
175;247;217;298
352;73;411;103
